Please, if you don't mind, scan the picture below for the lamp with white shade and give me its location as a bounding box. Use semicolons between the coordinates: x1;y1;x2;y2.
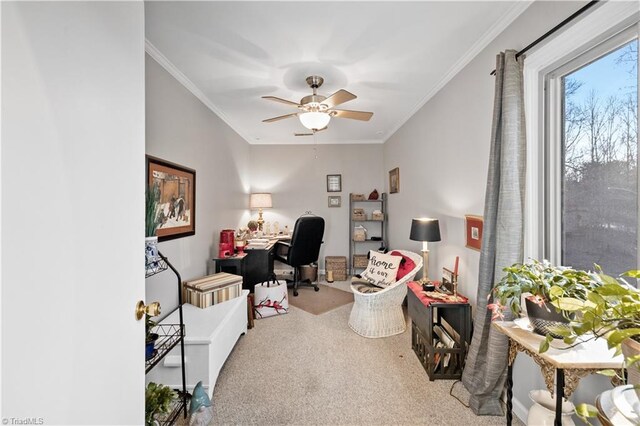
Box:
409;218;441;284
249;193;272;231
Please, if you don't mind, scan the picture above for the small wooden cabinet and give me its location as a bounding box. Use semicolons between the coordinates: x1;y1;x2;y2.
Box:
214;244;275;290
407;281;471;381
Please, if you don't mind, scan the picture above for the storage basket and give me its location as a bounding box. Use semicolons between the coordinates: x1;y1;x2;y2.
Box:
182;272;243;309
353;226;366;241
351;193;366;201
372;211;384;221
325;256;347;281
352;208;366;221
353;254;369;268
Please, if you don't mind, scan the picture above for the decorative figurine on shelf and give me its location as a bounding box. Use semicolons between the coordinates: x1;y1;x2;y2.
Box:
189;381;213;426
264;221;271;236
368;189;379;200
273;221;280;235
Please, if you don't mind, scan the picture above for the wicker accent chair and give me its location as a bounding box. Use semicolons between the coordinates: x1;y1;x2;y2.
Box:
348;250;422;338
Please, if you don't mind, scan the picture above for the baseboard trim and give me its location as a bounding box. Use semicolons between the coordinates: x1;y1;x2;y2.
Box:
512;395;528;424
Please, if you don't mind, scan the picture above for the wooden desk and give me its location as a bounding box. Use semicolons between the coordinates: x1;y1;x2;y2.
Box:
213;239;281;290
493;321;623;426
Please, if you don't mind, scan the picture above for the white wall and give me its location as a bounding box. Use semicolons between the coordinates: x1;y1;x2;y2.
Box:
2;2;145;423
249;143;384;271
383;0;613;421
145;55;251;313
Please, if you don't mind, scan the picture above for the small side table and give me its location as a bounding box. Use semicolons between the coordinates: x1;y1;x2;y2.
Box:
493;321;623;426
407;281;471;380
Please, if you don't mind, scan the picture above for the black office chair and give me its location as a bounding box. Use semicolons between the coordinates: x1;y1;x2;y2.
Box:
274;215;325;296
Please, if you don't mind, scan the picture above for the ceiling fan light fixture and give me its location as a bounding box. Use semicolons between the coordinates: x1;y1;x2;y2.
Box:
299;111;330;130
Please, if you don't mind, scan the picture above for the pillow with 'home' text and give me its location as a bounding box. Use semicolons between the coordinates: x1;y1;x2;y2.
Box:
360;250;402;288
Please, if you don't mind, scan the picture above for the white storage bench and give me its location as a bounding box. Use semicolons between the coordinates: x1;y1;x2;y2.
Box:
146;289;249;397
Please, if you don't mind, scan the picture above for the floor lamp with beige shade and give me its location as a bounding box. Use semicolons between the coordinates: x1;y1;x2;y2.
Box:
409;218;441;284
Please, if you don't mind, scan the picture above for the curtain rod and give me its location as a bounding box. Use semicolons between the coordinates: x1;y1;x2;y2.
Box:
490;0;601;75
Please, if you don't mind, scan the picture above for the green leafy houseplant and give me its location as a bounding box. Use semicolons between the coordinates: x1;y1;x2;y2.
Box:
146;314;158;344
145;382;176;426
146;184;162;238
541;269;640;352
538;269;640;422
489;259;604;321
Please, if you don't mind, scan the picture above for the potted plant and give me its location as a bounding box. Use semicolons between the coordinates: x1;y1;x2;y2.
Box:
489;259;604;337
145;184;162;267
145;313;159;360
145;382;176;426
539;269;640;421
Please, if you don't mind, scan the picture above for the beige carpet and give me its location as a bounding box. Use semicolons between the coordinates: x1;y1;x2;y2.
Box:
287;283;354;315
209;280;520;425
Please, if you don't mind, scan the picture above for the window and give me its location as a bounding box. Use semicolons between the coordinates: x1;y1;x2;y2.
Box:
546;28;638;274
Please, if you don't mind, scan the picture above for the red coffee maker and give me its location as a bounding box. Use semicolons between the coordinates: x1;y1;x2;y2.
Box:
219;229;235;257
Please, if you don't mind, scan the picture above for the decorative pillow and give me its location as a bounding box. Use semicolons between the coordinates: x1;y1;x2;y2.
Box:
389;251;417;280
360;250;402;288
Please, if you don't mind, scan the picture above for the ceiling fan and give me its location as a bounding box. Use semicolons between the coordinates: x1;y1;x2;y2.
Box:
262;76;374;131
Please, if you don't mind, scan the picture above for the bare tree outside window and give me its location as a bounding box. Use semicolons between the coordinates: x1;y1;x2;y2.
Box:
562;40;638;275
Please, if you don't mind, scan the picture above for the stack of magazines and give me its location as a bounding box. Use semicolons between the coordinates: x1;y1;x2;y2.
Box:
246;238;270;249
433;325;456;370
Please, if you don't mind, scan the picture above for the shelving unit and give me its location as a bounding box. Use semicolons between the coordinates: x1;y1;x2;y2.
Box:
348;193;387;274
146;251;189;424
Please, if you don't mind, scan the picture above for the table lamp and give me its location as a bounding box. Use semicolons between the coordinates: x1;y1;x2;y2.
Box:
249;193;272;231
409;218;441;284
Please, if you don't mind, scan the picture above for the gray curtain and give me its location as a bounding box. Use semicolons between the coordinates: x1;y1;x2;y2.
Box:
461;50;526;415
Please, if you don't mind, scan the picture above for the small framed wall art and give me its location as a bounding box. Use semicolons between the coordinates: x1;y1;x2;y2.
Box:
465;215;483;251
147;155;196;241
327;174;342;192
389;167;399;194
328;196;341;208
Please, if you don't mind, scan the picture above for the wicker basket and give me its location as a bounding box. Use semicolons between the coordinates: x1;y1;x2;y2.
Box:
351;193;366;201
372;211;384;221
353;226;366;241
353;254;369;268
352;208;366;221
325;256;347;281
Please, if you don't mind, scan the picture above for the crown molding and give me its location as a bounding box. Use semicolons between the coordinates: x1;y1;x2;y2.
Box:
145;39;254;144
251;138;383;146
383;0;533;143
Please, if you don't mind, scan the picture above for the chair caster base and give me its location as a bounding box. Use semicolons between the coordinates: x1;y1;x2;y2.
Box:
314;286;319;292
293;290;299;297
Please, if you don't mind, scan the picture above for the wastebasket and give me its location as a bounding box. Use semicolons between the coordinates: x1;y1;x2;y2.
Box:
299;264;318;283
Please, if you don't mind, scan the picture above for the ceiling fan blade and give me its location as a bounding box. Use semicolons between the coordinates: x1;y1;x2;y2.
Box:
331;109;373;121
321;89;356;109
262;113;298;123
262;96;300;107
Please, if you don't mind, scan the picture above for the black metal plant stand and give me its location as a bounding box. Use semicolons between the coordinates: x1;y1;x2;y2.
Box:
145;251;189;424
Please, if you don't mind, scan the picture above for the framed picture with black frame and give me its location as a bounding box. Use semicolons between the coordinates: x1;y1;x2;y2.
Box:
146;155;196;241
327;174;342;192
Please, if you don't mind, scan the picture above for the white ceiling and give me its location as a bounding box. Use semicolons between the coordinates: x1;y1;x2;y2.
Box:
145;1;530;145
